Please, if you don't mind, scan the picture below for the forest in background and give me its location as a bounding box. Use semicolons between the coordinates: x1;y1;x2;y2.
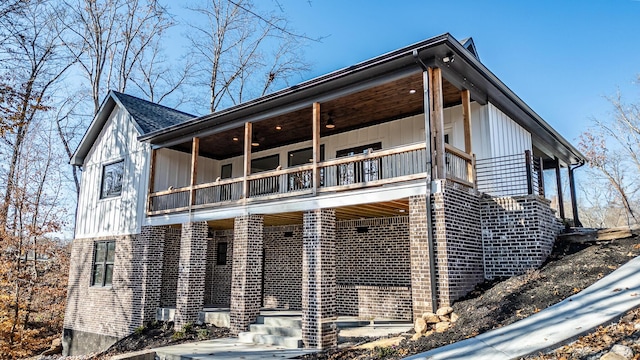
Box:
0;0;638;357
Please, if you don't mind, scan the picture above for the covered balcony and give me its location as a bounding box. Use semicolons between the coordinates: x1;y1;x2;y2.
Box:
145;68;483;216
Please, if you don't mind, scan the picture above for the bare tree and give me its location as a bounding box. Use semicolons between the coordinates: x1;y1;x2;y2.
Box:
0;0;74;230
579;81;640;226
186;0;311;113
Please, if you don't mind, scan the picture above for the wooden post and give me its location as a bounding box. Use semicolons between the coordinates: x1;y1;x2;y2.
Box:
147;148;157;213
461;89;474;184
243;122;252;199
525;150;533;195
538;157;545;197
189;137;199;206
312;102;321;195
429;67;445;179
555;158;565;220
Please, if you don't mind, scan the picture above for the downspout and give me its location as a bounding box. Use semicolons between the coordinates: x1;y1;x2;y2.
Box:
413;50;438;312
569;160;586;228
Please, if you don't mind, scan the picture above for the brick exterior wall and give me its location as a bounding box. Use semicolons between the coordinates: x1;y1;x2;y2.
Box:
230;215;264;334
160;227;181;307
432;180;484;306
64;226;168;354
481;195;560;279
175;222;208;330
264;225;303;310
210;230;234;307
302;209;337;349
336;285;412;320
132;226;166;324
204;235;215;306
335;217;412;320
409;194;434;319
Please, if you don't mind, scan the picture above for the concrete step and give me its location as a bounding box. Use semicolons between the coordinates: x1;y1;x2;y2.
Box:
238;332;303;349
257;315;302;328
249;324;302;337
197;310;230;328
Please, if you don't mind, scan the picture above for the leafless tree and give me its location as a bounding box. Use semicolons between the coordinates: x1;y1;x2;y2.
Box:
0;0;74;230
579;81;640;226
186;0;311;113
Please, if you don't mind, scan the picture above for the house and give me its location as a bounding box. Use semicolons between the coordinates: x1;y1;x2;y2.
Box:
62;33;584;355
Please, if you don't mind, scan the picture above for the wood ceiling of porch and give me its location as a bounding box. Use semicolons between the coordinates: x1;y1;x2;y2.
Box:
172;73;462;160
206;199;410;230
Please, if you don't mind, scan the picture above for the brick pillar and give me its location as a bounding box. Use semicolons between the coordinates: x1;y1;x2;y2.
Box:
409;194;435;319
175;221;208;330
302;209;337;349
132;225;166;327
230;215;264;334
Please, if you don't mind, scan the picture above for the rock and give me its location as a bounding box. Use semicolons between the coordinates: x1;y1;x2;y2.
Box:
611;344;634;359
436;306;454;316
600;352;627;360
634;322;640;330
354;336;404;350
422;312;440;323
414;317;428;334
41;338;62;356
411;332;423;341
450;312;459;323
435;321;451;333
438;315;450;322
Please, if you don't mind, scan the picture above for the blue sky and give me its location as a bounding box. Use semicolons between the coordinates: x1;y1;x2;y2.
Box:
244;0;640;144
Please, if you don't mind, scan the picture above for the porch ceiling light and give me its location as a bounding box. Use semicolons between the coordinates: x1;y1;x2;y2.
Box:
232;136;239;141
325;114;335;129
409;89;417;94
275;125;282;130
251;134;260;147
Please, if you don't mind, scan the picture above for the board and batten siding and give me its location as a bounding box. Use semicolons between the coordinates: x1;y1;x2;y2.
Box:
485;103;532;158
75;105;151;239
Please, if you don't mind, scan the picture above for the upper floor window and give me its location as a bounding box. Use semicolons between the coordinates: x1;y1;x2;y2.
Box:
92;241;115;287
100;160;124;199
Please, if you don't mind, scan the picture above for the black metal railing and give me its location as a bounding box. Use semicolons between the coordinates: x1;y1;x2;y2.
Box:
476;150;544;197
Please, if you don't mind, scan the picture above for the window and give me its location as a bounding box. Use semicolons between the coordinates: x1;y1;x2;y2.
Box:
221;164;232;179
336;142;382;185
92;241;115;287
287;146;325;190
100;160;124;199
216;242;228;265
251;154;279;173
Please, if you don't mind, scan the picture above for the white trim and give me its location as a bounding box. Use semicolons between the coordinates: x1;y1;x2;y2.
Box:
143;181;428;226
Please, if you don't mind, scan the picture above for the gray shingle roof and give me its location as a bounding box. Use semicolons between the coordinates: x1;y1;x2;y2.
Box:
111;91;195;134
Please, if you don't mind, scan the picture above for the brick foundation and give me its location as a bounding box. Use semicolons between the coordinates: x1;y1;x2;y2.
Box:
175;222;208;330
481;195;560;279
302;209;337;349
230;215;264;334
160;227;181;307
409;194;434;319
432;180;484;306
210;230;234;307
264;225;303;310
132;226;166;324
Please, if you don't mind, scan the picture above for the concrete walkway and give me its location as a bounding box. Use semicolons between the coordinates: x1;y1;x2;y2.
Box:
405;255;640;360
152;338;316;360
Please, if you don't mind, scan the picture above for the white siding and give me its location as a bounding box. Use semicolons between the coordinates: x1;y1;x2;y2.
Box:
486;103;532;159
154;149;219;191
75;106;150;239
210;114;427;178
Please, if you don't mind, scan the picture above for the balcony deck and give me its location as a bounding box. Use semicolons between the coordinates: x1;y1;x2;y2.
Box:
147;143;477;218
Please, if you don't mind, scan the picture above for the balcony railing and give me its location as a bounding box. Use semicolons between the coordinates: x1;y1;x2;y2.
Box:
444;144;475;186
475;150;544;197
147;143;432;215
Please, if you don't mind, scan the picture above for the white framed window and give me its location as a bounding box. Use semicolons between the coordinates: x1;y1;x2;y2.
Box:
100;160;124;199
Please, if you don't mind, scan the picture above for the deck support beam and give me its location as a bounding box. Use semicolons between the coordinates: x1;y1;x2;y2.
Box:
461;89;474;185
189;137;199;206
429;67;446;179
243;122;252;199
312;102;321;194
554;158;565;220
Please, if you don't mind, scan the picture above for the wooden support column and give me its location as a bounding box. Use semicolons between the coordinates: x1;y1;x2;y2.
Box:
461;89;473;184
429;67;446;179
189;137;199;206
243;122;252;199
147;148;157;212
312;102;321;195
555;158;565;220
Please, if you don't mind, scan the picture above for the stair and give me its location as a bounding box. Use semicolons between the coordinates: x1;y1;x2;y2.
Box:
237;312;304;349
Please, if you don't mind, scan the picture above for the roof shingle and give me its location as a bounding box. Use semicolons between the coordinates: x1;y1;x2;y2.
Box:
111;91;195;134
